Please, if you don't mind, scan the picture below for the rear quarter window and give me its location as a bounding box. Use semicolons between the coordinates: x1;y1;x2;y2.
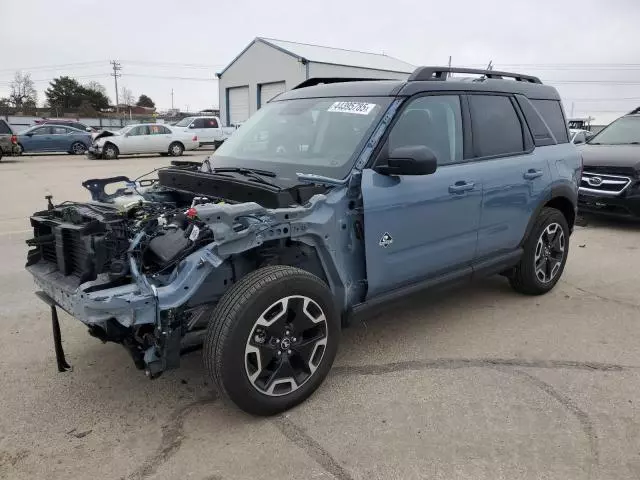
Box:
530;99;569;144
469;95;525;157
0;120;12;134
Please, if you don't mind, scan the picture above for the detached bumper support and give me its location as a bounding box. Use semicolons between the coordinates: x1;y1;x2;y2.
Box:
36;291;72;372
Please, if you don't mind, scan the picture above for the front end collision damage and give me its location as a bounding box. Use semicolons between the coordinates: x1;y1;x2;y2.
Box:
28;183;367;377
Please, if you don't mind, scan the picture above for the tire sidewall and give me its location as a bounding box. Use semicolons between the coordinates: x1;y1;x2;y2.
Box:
212;272;340;415
169;142;183;156
71;142;86;155
103;144;117;160
523;209;570;292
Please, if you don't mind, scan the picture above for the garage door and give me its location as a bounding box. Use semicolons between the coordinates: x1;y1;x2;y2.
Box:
259;82;286;108
228;86;249;125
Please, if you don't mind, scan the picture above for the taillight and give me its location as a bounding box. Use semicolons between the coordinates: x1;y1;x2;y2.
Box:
192;136;198;141
10;135;17;144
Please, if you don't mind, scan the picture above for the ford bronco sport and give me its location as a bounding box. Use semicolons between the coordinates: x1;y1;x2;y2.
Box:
26;67;581;415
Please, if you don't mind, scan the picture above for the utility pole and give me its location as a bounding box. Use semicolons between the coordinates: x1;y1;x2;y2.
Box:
110;60;122;113
171;88;174;110
571;102;575;118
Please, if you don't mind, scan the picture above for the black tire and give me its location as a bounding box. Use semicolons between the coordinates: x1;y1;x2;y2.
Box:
70;142;87;155
0;148;3;162
168;142;184;157
15;143;23;156
509;207;570;295
102;143;118;160
204;266;340;416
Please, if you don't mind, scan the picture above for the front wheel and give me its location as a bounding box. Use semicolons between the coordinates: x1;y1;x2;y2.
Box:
168;142;184;157
509;207;570;295
204;266;340;416
102;143;118;160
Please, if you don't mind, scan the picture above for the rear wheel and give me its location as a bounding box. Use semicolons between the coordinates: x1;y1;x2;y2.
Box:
15;143;23;155
204;266;340;415
168;142;184;157
102;143;118;160
70;142;87;155
509;207;569;295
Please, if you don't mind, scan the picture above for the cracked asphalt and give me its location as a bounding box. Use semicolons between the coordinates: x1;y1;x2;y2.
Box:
1;153;639;480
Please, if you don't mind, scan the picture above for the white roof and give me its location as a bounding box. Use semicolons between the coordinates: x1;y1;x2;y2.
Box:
261;38;415;73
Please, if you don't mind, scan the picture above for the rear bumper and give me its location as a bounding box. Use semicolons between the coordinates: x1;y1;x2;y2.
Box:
578;190;640;219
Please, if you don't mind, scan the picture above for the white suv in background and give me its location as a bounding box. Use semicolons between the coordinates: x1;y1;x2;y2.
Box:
172;116;235;148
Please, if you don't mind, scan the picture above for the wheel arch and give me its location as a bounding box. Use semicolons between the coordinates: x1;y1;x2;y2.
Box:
521;184;577;246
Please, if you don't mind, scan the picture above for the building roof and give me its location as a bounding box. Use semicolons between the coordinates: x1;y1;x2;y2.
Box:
218;37;415;76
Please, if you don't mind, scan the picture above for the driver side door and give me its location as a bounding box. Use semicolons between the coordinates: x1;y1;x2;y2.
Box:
361;94;484;299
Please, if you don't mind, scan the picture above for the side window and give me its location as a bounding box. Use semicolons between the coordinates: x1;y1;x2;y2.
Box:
204;118;218;128
531;99;569;144
158;126;171;134
469;95;524;157
0;121;12;134
149;125;163;135
388;95;463;165
131;125;150;136
32;127;51;135
52;127;68;135
192;118;206;128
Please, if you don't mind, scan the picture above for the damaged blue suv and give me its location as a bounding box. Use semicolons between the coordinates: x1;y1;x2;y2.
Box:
26;67;581;415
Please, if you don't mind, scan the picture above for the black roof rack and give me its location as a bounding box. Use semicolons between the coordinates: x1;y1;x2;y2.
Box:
408;66;542;84
292;77;391;89
628;107;640;115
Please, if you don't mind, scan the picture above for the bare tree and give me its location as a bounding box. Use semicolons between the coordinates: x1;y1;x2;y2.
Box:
9;71;37;108
85;81;108;96
119;86;134;106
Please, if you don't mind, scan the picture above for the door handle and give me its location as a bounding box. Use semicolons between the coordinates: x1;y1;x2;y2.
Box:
523;169;543;180
449;181;475;194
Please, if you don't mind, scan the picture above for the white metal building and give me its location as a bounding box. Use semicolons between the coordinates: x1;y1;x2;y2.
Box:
217;37;415;126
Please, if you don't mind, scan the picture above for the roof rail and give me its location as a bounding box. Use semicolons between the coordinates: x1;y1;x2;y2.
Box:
408;66;542;84
628;106;640;115
292;77;390;89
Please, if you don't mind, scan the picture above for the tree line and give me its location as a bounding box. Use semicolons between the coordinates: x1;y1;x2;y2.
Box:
1;72;155;114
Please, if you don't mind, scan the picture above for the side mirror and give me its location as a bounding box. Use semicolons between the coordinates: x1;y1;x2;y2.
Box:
188;124;195;129
86;127;92;132
375;146;438;176
573;136;585;145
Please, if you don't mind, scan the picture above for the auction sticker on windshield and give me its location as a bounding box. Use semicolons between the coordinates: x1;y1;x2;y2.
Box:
328;101;376;115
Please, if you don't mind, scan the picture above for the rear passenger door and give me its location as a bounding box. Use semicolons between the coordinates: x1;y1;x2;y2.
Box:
468;94;552;258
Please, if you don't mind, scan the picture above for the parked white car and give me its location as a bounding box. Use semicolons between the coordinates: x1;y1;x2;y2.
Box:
171;116;235;148
570;128;594;145
87;123;199;160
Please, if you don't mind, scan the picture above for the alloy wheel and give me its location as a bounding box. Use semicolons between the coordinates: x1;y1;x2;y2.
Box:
534;222;565;283
244;295;328;396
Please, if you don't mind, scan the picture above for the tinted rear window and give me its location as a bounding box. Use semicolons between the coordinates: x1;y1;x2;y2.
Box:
531;99;569;144
0;121;12;134
469;95;524;157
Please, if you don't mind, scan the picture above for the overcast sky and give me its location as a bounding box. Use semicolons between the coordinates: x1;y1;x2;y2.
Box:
2;0;640;123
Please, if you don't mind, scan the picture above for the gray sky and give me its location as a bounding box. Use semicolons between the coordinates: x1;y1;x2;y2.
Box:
2;0;640;123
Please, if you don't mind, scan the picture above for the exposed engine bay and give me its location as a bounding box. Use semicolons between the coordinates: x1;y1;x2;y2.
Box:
25;160;360;378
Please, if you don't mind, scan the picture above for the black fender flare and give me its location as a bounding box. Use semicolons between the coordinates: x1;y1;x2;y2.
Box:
520;183;578;246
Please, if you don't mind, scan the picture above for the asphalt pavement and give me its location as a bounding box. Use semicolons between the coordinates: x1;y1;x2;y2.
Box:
0;153;639;480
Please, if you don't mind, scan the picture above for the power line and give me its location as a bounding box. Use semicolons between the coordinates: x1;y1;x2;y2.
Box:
121;60;225;69
122;73;216;81
0;61;106;73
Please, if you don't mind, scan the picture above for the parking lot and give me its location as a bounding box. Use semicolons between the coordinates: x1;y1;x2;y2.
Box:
0;153;639;480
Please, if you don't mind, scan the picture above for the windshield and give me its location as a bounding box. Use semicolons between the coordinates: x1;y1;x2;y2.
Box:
213;97;392;180
589;116;640;145
174;117;194;127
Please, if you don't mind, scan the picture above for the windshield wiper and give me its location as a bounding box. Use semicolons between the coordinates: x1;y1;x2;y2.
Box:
212;167;277;177
212;167;280;189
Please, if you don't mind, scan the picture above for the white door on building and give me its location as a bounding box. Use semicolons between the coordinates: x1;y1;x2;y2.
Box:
228;86;250;126
259;82;286;108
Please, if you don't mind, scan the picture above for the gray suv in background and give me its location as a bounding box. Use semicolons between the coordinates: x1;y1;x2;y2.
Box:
0;119;18;161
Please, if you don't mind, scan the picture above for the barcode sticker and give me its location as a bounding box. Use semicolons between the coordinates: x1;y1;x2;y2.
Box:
189;225;200;241
327;101;376;115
